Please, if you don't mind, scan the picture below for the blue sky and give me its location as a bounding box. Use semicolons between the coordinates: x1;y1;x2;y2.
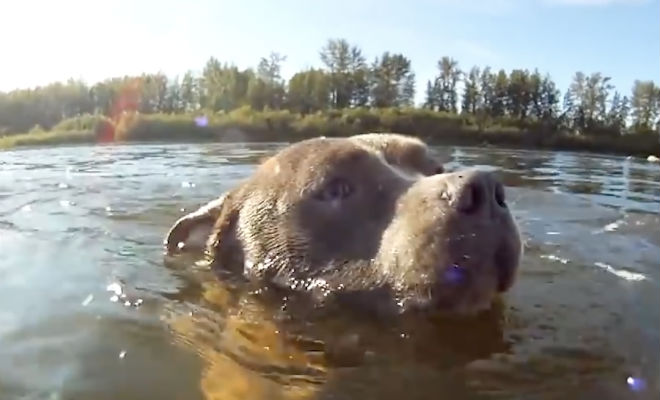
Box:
1;0;658;105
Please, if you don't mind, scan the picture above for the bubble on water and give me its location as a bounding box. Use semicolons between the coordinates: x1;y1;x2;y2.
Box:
58;182;68;189
119;350;127;359
124;301;131;307
59;200;72;208
110;295;119;302
135;298;143;307
81;294;94;306
106;282;122;295
194;115;208;127
21;205;32;212
626;376;646;392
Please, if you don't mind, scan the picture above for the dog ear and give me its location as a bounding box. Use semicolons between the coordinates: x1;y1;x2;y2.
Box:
164;195;228;254
204;192;244;273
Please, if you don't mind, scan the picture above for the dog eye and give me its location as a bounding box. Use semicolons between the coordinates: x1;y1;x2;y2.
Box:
316;178;354;201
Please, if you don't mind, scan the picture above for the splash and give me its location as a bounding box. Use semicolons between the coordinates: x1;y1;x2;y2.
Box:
594;262;647;282
540;254;569;264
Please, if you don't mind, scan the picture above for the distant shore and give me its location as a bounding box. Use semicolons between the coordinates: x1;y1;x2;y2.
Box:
1;108;658;157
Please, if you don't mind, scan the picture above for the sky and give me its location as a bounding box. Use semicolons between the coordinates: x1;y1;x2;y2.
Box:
1;0;658;105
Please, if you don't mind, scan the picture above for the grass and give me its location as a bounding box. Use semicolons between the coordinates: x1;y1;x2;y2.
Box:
1;107;658;157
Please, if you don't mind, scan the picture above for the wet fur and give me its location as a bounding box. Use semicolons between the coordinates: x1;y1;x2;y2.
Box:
165;133;522;317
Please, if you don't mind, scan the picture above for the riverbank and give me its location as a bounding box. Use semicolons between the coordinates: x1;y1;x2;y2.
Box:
1;107;658;157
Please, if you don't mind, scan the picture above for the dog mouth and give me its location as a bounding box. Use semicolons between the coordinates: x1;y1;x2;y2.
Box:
404;249;516;315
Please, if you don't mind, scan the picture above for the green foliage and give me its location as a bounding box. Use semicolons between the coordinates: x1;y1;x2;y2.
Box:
319;38;369;108
287;69;331;114
425;56;461;112
369;52;415;108
631;80;660;131
1;37;659;154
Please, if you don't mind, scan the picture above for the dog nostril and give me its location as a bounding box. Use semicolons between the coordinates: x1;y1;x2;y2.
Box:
494;182;506;208
457;181;484;214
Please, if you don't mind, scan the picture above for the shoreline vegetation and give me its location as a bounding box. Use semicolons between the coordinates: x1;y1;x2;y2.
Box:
1;108;658;157
1;39;659;156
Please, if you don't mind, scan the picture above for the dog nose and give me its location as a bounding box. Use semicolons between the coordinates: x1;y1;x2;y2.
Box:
449;170;507;216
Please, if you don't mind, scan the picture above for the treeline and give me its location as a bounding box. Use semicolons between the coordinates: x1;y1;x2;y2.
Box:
1;38;659;143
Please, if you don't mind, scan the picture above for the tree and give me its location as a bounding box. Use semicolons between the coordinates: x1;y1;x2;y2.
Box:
248;52;287;110
319;39;368;108
286;69;331;114
462;66;481;114
606;91;629;133
479;67;495;116
630;80;659;131
539;74;560;121
199;57;251;112
507;69;531;120
180;71;200;112
163;76;182;113
492;69;508;118
425;57;461;112
369;52;416;108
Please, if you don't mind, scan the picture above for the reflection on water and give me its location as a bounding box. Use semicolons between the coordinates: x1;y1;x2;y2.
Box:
0;142;658;400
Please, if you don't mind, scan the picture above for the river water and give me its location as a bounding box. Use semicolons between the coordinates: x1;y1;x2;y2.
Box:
0;142;658;400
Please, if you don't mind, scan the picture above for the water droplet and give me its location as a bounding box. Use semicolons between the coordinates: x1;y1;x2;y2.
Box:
177;241;185;249
81;294;94;306
194;115;208;127
444;264;466;285
119;350;127;359
106;282;122;295
627;376;646;392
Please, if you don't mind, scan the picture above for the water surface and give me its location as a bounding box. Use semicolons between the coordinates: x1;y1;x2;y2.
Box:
1;142;658;400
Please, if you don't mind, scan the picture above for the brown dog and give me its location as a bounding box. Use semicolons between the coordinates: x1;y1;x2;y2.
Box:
164;133;522;316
